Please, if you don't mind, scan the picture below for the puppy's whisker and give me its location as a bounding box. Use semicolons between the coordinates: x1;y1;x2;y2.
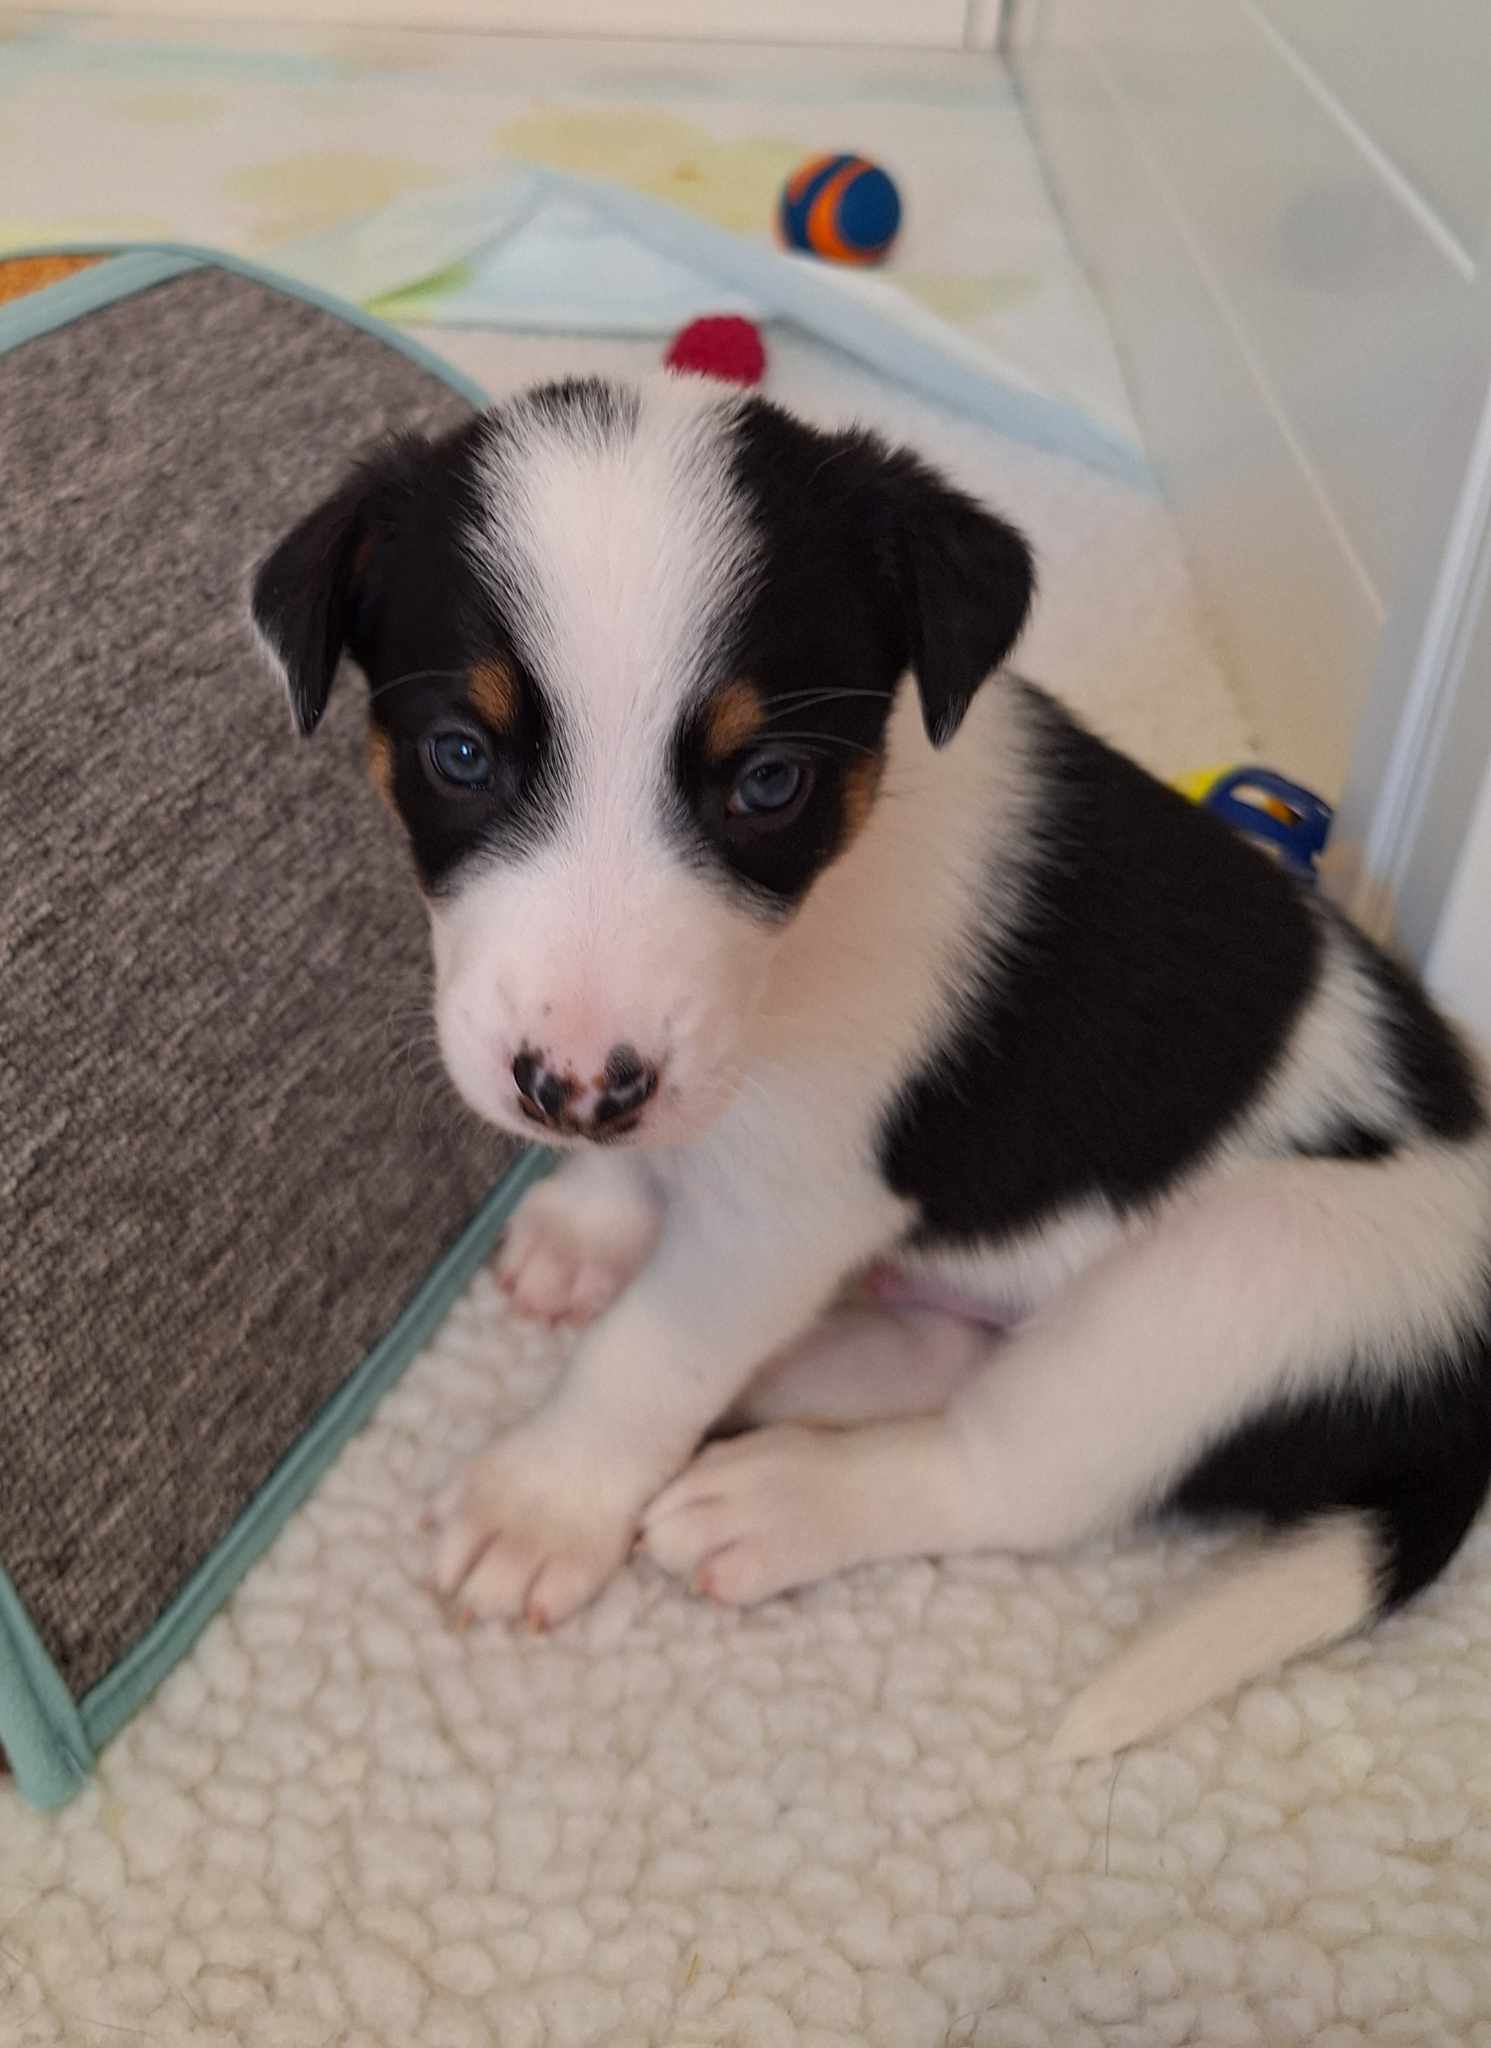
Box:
389;1047;452;1136
763;688;893;714
393;1042;447;1086
382;1003;437;1039
387;1037;442;1073
385;1022;448;1100
369;666;473;701
758;730;879;759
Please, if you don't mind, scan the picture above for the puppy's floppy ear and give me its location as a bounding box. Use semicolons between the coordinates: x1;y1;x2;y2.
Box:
249;434;428;736
884;450;1035;747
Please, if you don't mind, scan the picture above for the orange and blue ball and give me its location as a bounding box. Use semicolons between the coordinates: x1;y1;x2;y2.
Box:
778;154;902;266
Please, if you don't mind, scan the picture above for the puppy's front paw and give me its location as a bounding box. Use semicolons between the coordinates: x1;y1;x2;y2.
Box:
496;1172;659;1328
431;1423;638;1630
641;1424;867;1607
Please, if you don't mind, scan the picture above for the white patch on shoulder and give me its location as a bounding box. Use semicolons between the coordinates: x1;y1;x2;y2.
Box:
1231;904;1406;1159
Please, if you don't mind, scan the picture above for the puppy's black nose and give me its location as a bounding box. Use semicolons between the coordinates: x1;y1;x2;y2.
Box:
591;1044;658;1130
511;1043;659;1137
512;1049;572;1127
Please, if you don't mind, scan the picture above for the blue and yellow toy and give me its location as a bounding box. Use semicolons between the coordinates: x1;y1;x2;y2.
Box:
1176;763;1333;880
778;153;902;266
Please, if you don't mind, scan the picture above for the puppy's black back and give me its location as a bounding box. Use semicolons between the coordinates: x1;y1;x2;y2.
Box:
880;684;1322;1242
882;680;1491;1624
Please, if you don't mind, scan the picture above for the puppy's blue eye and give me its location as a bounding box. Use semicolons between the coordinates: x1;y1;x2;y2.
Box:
727;752;811;819
427;731;493;790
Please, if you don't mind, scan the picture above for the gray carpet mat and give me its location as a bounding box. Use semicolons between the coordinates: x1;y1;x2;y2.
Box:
0;261;514;1755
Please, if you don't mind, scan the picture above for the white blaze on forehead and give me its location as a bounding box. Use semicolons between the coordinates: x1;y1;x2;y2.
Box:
467;378;760;781
436;378;774;1117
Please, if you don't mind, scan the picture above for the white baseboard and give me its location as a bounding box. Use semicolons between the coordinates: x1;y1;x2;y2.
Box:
11;0;994;47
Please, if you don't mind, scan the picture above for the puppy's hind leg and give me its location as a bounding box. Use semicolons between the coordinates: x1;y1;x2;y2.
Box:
723;1300;991;1431
644;1148;1491;1742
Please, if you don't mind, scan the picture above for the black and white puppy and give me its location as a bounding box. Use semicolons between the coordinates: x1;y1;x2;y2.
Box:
252;376;1491;1755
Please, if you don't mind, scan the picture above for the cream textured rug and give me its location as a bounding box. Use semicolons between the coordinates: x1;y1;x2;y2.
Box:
8;1262;1491;2048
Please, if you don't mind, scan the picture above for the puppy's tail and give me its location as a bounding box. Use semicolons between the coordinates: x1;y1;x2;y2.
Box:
1049;1512;1380;1761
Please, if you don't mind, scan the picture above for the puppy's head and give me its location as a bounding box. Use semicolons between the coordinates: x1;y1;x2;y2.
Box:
251;378;1032;1147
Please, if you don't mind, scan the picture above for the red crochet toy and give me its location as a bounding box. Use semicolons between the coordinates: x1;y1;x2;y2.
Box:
664;315;767;388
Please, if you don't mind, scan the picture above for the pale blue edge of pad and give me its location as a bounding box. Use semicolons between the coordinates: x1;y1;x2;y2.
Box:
560;172;1152;488
81;1150;553;1765
0;240;492;406
3;1151;549;1809
0;242;531;1807
270;163;1152;488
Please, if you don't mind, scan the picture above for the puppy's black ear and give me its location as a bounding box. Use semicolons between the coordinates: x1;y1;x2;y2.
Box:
886;452;1035;748
249;435;427;736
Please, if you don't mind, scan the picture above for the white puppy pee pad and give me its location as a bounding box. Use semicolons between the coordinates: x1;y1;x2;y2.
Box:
271;165;1149;489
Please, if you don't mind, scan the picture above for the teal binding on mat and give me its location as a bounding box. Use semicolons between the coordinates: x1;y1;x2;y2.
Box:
78;1147;552;1782
0;1568;94;1809
0;241;543;1806
0;239;491;407
4;1146;548;1808
0;249;198;349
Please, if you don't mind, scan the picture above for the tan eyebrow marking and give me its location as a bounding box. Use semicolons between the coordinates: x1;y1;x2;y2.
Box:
468;657;519;733
702;679;767;764
840;749;885;846
366;725;396;809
